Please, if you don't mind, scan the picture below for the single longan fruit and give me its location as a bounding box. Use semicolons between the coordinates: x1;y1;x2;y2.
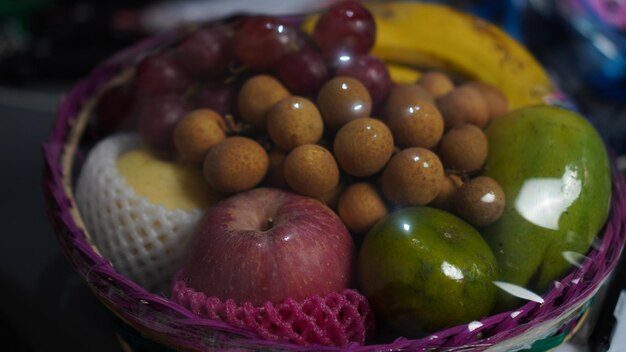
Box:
203;137;269;193
383;84;435;120
174;109;226;162
338;182;388;234
464;81;509;120
386;99;444;149
317;76;372;130
283;144;339;198
438;124;488;173
430;174;464;211
437;86;489;129
265;147;288;188
455;176;505;227
266;96;324;151
381;147;444;206
418;71;455;98
334;118;394;177
237;75;290;129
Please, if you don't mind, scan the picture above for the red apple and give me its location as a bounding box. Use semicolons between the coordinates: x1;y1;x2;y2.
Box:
181;187;356;306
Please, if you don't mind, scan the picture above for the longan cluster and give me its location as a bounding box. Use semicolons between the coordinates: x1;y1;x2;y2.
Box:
171;69;507;233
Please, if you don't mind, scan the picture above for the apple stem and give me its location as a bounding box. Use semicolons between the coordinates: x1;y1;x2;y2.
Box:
263;217;274;231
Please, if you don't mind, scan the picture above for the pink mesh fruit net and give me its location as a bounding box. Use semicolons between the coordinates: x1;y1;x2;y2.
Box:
172;271;374;347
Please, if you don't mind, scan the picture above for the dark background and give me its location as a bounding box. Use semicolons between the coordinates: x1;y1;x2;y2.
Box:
0;0;624;351
0;1;149;350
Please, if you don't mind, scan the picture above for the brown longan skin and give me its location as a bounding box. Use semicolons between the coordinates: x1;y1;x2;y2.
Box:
430;174;463;211
283;144;340;198
317;76;372;130
338;182;388;234
203;137;269;193
333;118;394;177
383;84;435;121
437;86;489;129
455;176;505;227
464;81;509;120
174;109;226;163
418;71;455;98
381;147;444;206
386;99;444;149
266;96;324;151
237;75;290;129
438;124;488;173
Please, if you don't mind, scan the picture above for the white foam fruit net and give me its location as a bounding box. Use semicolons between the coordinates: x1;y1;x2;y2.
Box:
76;133;203;292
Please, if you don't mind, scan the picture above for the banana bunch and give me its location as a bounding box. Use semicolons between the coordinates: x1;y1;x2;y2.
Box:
303;1;554;109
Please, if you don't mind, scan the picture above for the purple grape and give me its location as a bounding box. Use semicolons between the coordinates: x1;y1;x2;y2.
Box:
234;16;298;70
176;25;234;78
335;54;392;108
134;53;190;96
312;0;376;61
137;94;188;156
95;84;137;134
191;82;238;116
277;48;329;95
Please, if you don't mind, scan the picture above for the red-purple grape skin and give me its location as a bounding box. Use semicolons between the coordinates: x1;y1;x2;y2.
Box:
335;54;392;108
312;0;376;61
134;53;190;96
234;16;298;70
176;25;233;78
192;83;238;116
277;48;328;95
95;84;137;134
137;94;188;156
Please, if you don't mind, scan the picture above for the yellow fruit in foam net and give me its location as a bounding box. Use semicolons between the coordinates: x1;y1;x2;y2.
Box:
76;134;221;292
117;149;221;211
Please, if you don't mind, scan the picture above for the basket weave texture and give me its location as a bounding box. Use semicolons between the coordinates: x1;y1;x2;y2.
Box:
42;28;626;352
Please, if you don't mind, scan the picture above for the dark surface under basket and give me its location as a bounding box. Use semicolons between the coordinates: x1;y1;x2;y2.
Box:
39;22;626;351
0;96;123;351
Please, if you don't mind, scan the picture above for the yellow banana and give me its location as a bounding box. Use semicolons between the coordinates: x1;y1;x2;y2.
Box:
386;63;422;84
303;2;554;109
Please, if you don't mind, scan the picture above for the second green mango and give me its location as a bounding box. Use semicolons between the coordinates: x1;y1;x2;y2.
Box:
482;105;611;308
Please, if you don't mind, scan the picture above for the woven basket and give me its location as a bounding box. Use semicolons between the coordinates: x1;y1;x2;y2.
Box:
42;12;626;352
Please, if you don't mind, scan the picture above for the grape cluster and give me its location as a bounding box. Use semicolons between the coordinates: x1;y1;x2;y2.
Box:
95;0;509;231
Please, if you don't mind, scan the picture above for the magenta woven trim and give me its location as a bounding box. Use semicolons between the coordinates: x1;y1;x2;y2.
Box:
172;271;373;347
42;25;626;351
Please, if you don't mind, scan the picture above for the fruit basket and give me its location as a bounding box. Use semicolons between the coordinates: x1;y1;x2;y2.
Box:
43;1;626;351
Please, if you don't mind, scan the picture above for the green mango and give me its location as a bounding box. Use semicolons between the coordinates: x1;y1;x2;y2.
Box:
483;105;611;308
358;207;497;336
